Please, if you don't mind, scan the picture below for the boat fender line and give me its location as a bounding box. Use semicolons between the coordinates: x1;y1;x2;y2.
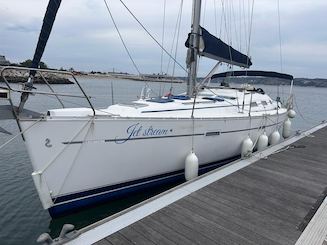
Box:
185;151;199;181
257;132;269;151
288;109;296;118
269;131;280;145
282;118;292;138
241;136;253;157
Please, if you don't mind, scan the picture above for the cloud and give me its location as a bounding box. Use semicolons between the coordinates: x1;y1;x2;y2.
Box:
5;23;38;33
0;0;326;78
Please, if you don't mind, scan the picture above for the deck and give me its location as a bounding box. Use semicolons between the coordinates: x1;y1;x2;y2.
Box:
65;122;327;245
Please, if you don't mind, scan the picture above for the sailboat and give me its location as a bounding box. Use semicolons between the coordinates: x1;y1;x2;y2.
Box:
0;0;295;217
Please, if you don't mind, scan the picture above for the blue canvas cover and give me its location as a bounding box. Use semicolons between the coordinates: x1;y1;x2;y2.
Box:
185;27;252;68
211;70;293;81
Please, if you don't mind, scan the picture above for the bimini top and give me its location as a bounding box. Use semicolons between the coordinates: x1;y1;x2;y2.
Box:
211;70;293;81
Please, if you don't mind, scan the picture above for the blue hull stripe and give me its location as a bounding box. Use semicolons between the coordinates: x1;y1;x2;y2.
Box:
49;155;239;217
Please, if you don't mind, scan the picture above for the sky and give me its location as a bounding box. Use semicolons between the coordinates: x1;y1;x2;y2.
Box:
0;0;326;78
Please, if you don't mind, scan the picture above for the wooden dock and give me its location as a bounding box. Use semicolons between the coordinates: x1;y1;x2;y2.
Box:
65;122;327;245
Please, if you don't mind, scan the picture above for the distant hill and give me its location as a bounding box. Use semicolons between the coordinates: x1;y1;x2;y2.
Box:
293;78;327;87
210;77;327;88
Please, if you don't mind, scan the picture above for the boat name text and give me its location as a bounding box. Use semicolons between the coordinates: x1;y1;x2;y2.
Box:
115;123;172;144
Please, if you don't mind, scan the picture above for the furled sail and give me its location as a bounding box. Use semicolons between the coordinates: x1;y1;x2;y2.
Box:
18;0;62;112
185;26;252;68
30;0;62;76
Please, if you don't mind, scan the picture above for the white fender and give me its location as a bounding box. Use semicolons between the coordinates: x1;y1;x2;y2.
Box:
241;136;253;157
185;152;199;181
288;109;296;118
257;132;268;151
282;118;292;138
269;131;280;145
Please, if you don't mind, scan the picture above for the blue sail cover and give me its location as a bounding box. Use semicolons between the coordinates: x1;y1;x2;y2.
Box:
211;70;293;81
185;27;252;68
30;0;62;76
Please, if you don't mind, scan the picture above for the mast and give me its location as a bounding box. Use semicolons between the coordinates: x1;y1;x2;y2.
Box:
187;0;202;97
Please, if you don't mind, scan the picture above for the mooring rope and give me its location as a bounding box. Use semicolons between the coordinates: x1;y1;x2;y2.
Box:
0;117;44;150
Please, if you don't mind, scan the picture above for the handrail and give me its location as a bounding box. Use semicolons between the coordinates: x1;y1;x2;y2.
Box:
37;71;65;108
0;66;96;116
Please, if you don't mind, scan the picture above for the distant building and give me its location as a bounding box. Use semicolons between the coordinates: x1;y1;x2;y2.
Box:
0;55;10;65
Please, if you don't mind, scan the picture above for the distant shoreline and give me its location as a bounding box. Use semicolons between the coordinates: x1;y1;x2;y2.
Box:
1;66;326;87
75;73;185;84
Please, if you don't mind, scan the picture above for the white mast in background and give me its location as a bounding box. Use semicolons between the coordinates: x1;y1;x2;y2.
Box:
187;0;202;97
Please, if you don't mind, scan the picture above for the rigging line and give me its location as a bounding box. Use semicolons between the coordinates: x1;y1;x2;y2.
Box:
229;0;233;46
220;0;233;67
166;0;183;76
118;0;187;73
242;0;248;54
248;92;253;135
103;0;141;76
43;94;88;108
202;0;207;26
160;0;167;75
197;61;221;88
170;0;184;92
239;0;242;51
190;89;198;152
38;118;94;174
277;0;283;72
213;0;218;36
219;0;224;38
246;0;255;68
53;118;95;201
250;117;266;151
230;0;240;51
0;117;43;150
205;87;238;107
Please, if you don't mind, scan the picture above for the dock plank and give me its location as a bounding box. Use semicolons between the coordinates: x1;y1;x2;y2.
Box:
163;203;255;245
104;232;133;245
172;199;278;245
190;186;300;244
129;220;176;245
93;125;327;245
140;215;195;245
119;226;155;245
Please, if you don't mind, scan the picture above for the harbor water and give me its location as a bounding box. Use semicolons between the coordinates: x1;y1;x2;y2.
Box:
0;77;326;245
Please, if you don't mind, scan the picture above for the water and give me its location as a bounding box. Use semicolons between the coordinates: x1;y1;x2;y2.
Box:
0;77;326;245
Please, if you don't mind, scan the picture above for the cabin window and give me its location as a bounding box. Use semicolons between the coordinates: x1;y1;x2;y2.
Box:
203;97;224;102
250;102;258;107
216;95;236;100
261;101;268;106
183;101;214;105
118;103;148;108
146;98;174;103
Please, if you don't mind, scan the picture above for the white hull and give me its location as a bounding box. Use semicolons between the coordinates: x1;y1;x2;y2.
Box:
21;108;287;210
